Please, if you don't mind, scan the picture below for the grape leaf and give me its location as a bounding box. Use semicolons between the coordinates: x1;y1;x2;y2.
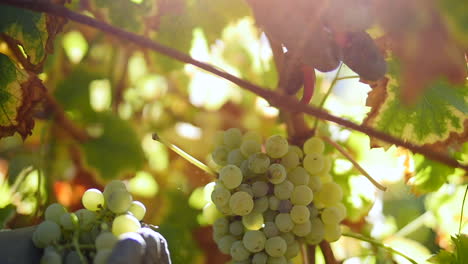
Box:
94;0;152;32
0;53;45;139
429;235;468;264
0;5;65;72
438;0;468;46
408;154;455;194
82;113;145;180
364;60;468;151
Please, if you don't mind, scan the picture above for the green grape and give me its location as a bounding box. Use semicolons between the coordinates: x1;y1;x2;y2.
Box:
265;236;287;257
228;149;246;167
60;212;78;230
238;184;254;197
240;160;255;179
252;181;269;197
211;184;231;207
252;252;268;264
280;150;300;170
321;207;343;225
308;176;322;192
316;182;343;207
319;173;333;184
278;200;292;213
305;217;325;245
242;131;262;143
65;251;81;264
224;128;243;149
303;137;325;155
106;189;133;214
280;232;295;245
263;210;278;222
268;164;287;184
263;221;279;238
112;214;141;236
40;249;62;264
303;153;325;174
75;209;97;231
253;196;269;214
290;185;313;205
243;230;266;252
273;180;293;200
335;203;347;220
82;188;104;212
103;180;127;201
284;240;300;259
265;135;289;158
292;221;311;237
274;213;294;233
219;165;243;189
45;203;67;224
268;196;280;211
218;203;233;216
34;220;61;247
242;213;264;230
288;145;303;159
229;191;254;216
315;155;332;176
217;235;237;254
324;223;341;242
230;240;251;261
229;220;245;236
95;232;118;250
309;205;319;218
128;201;146;221
212;145;229;166
248;153;271;174
287;167;310;186
213;217;229;236
290;205;310;224
203;202;222;224
240;139;262;157
94;249;112;264
267;256;287;264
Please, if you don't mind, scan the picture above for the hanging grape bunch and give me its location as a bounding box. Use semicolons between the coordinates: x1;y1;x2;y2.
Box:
211;128;346;263
31;180;171;264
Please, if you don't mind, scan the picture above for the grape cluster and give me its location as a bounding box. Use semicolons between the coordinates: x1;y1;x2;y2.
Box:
211;128;346;263
32;180;150;264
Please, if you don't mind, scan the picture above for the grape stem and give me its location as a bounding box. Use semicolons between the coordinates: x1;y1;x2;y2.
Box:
342;232;418;264
301;243;311;264
320;135;387;191
73;229;89;264
319;241;337;264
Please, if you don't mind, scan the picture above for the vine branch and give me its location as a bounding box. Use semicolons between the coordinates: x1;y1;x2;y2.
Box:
0;0;466;171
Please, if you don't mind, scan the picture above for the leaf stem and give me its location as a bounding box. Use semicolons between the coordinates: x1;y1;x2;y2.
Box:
321;135;387;191
0;0;466;171
342;232;418;264
459;184;468;234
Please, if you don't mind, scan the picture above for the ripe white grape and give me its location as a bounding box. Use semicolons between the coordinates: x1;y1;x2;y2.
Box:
75;209;97;231
264;236;287;257
290;185;313;205
82;188;105;212
321;207;343;225
229;191;254;216
308;175;322;192
230;240;251;261
292;221;311;237
103;180;127;201
243;230;266;252
268;196;280;211
248;153;271;174
95;232;118;250
211;185;231;207
268;164;287;184
128;201;146;221
316;182;343;207
335;203;347;220
212;145;229;166
60;212;78;230
213;217;229;236
324;223;341;242
112;214;141;236
303;153;325;174
267;256;287;264
242;213;264;230
217;235;237;254
279;232;295;245
262;222;279;238
45;203;67;224
40;249;62;264
303;137;325;154
284;240;300;259
287;167;310;186
280;150;300;170
274;213;294;233
106;189;133;214
228;149;246;167
238;184;254;197
263;210;278;222
93;248;112;264
253;196;269;214
219;165;243;189
240;139;262;157
229;220;245;236
34;220;61;247
288;145;304;159
273;180;293;200
224;128;243;149
265;135;289;158
290;205;310;224
305;217;325;245
252;181;269;197
252;252;268;264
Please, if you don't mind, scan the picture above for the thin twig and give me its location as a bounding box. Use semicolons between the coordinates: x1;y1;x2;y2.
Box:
321;135;387;191
319;241;337;264
0;0;466;171
307;244;316;264
301;243;310;264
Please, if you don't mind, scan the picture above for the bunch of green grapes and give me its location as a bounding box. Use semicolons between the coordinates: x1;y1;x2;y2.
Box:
32;180;149;264
211;128;346;264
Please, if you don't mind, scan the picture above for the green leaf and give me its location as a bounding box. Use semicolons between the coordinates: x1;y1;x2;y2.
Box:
428;250;455;264
0;6;48;65
94;0;152;32
82;113;145;179
410;154;455;193
0;205;16;228
364;60;468;148
453;235;468;264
